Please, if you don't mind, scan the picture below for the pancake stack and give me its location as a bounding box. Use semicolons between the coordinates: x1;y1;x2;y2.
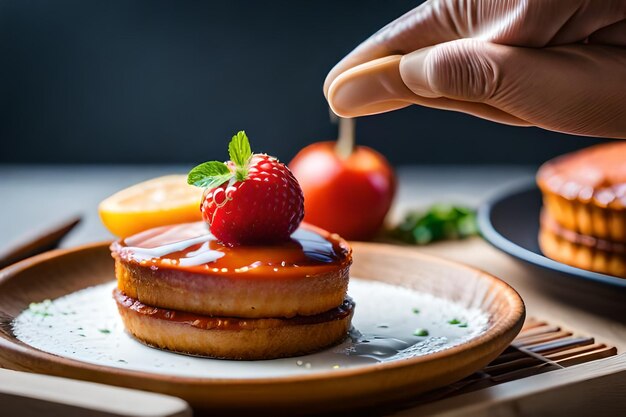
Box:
536;142;626;278
110;222;354;360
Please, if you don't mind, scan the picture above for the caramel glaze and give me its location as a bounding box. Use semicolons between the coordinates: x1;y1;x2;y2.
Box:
537;142;626;208
110;221;352;280
113;289;355;330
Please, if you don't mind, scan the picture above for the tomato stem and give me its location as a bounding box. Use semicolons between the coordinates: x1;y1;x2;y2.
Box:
335;117;355;159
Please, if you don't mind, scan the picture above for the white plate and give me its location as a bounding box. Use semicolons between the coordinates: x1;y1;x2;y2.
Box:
13;279;488;379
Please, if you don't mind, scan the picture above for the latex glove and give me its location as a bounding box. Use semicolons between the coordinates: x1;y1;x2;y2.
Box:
324;0;626;139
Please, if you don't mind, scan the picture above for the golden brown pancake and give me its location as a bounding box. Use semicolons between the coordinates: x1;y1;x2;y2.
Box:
110;222;354;359
114;289;355;360
539;211;626;278
537;142;626;242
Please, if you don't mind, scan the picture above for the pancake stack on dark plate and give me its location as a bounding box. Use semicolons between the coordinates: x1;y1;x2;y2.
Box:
536;142;626;278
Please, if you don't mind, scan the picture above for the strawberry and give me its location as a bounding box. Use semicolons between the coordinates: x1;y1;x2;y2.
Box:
187;131;304;246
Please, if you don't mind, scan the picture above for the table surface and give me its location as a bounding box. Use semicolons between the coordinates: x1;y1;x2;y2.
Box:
1;164;625;412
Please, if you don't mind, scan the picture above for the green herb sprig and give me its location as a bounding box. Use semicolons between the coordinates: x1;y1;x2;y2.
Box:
187;131;253;188
390;204;478;245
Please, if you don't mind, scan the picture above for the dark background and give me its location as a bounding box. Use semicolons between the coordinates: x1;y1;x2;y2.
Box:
0;0;609;165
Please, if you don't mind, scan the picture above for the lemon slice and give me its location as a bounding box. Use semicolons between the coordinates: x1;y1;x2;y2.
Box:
99;175;203;238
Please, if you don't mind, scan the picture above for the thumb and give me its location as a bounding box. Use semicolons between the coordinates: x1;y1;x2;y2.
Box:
400;39;626;138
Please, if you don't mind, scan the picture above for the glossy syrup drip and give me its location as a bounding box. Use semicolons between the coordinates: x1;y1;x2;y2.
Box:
111;222;348;275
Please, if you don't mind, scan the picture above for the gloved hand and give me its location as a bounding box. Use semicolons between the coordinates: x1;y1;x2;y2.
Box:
324;0;626;138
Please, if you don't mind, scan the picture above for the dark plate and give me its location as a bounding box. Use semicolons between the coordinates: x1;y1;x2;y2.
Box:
478;183;626;288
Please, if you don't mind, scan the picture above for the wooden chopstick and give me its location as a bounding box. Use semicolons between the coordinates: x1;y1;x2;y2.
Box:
0;215;81;270
512;330;573;347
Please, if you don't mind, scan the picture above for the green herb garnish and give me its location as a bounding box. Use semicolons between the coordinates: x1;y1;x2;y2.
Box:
28;300;53;317
458;323;468;328
413;328;429;337
448;318;461;325
412;308;420;314
390;204;478;245
228;131;252;180
187;131;253;188
187;161;231;188
98;329;111;334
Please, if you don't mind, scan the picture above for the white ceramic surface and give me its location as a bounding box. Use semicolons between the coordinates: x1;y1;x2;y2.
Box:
13;278;488;379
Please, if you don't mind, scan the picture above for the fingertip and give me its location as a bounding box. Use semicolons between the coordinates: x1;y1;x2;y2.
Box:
327;55;415;117
323;65;341;99
323;40;393;98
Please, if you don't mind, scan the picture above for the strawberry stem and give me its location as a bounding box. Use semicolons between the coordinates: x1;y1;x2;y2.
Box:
234;166;248;182
335;117;355;159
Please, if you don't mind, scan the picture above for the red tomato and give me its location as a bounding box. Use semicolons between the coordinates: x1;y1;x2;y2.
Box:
289;141;396;241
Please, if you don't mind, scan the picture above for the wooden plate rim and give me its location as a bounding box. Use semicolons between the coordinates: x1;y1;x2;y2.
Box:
0;241;525;386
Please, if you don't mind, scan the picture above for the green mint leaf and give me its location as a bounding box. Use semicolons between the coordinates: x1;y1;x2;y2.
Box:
228;131;252;181
228;130;252;170
187;161;233;188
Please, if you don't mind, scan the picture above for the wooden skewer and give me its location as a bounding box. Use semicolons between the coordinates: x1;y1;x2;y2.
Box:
335;117;356;159
513;330;573;347
487;350;527;365
545;343;607;361
483;357;543;375
555;347;618;367
0;215;81;270
520;319;546;331
491;362;558;383
517;325;561;338
527;337;595;354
